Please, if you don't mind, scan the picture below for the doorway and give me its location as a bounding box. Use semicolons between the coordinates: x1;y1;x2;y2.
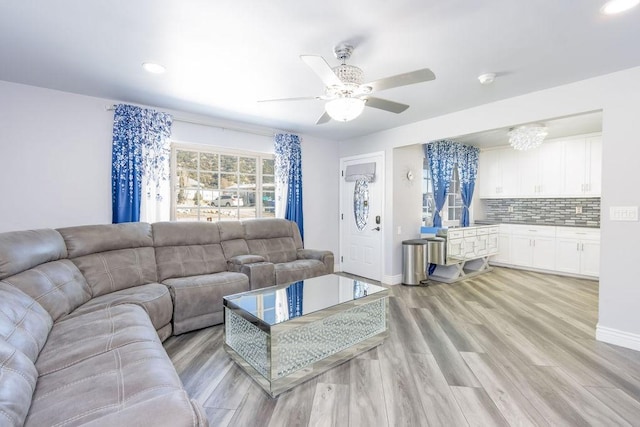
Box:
339;152;384;281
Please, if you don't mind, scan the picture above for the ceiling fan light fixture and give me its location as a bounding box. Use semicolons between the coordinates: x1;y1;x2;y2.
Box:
508;124;548;150
325;98;366;122
142;62;166;74
600;0;639;14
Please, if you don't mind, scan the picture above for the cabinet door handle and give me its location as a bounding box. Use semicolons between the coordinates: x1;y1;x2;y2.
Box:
577;243;580;251
581;243;584;251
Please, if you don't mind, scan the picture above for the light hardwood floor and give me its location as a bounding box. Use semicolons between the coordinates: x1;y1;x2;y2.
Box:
164;267;640;426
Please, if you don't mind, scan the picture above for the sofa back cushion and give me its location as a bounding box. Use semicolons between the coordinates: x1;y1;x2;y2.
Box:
2;260;91;322
0;338;38;427
0;282;52;363
243;219;302;263
219;221;250;259
0;229;67;280
57;223;157;297
152;222;227;281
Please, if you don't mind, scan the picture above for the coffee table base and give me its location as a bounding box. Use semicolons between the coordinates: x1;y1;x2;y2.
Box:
224;295;389;397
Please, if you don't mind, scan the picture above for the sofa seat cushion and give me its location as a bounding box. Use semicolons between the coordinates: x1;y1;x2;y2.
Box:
0;282;52;363
0;339;38;427
275;259;327;285
164;272;249;334
27;340;200;427
63;283;172;332
36;304;160;376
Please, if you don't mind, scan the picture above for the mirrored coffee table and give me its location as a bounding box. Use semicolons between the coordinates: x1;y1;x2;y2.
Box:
223;273;389;397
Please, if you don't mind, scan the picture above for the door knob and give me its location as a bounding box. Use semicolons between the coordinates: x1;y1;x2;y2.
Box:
372;227;381;231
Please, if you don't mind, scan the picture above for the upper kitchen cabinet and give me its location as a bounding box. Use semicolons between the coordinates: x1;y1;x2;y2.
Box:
518;142;564;197
478;133;601;198
563;136;602;196
477;149;519;198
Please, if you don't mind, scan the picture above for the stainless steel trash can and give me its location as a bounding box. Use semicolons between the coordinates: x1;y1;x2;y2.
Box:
402;239;428;285
426;237;446;265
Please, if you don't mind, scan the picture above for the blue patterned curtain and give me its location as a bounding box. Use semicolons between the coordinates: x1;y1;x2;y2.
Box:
286;281;304;318
111;104;172;223
457;145;480;227
424;141;458;227
275;133;304;240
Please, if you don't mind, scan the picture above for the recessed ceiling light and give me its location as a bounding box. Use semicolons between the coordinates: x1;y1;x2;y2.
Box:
600;0;639;15
478;73;496;85
142;62;166;74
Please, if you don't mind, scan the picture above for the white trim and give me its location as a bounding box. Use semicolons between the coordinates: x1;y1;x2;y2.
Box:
596;324;640;352
169;143;274;221
340;151;385;282
488;262;599;280
382;274;403;286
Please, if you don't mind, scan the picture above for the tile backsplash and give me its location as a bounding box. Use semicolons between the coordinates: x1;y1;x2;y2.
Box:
481;198;600;227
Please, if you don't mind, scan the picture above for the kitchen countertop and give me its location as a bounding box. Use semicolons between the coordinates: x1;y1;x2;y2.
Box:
473;220;600;229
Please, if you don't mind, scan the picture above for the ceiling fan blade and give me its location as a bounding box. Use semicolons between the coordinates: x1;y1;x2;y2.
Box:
366;68;435;92
300;55;342;87
316;111;331;125
258;96;322;103
364;97;409;114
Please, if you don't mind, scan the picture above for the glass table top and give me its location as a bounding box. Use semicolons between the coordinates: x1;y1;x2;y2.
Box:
223;274;387;326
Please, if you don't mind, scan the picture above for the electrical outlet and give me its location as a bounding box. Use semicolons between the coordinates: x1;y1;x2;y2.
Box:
507;206;514;213
610;206;639;221
397;226;402;235
575;206;582;214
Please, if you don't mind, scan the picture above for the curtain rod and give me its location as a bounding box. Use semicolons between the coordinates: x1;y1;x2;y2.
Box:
105;104;280;138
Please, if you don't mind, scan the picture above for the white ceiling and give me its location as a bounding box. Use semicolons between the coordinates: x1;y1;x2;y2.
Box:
1;1;638;141
454;110;603;149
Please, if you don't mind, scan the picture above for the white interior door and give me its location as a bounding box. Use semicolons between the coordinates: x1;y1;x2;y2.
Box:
340;153;384;281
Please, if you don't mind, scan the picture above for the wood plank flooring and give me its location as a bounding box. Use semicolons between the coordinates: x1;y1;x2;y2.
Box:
164;267;640;426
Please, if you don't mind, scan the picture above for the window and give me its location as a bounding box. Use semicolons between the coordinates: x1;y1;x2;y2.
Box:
422;159;463;226
446;167;463;223
422;157;435;226
172;145;274;222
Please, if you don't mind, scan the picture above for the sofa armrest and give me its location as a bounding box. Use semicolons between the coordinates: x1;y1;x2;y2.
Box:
227;254;266;272
240;262;275;290
297;249;334;274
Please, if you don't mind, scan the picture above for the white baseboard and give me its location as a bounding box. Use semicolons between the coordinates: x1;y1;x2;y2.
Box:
381;274;402;286
596;324;640;352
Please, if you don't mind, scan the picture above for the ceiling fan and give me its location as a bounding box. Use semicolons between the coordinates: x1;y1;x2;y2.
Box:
259;43;436;124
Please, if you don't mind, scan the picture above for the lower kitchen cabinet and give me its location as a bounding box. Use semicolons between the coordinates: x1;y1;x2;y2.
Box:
510;234;556;270
490;224;599;278
555;228;601;277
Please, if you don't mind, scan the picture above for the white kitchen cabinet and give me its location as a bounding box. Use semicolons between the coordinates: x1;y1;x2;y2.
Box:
490;224;599;278
508;225;556;270
490;224;511;264
478;149;518;198
487;227;499;254
562;136;602;196
586;136;602;196
555;227;600;277
518;142;564;197
478;133;601;199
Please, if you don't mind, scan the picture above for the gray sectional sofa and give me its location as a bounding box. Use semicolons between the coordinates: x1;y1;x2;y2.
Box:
0;218;333;426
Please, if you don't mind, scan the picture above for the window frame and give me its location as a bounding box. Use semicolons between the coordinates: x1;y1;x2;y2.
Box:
170;141;274;222
422;159;463;227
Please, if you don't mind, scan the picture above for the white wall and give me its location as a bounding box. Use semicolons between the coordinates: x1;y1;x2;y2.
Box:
340;66;640;351
0;80;340;258
0;81;113;230
391;145;424;281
